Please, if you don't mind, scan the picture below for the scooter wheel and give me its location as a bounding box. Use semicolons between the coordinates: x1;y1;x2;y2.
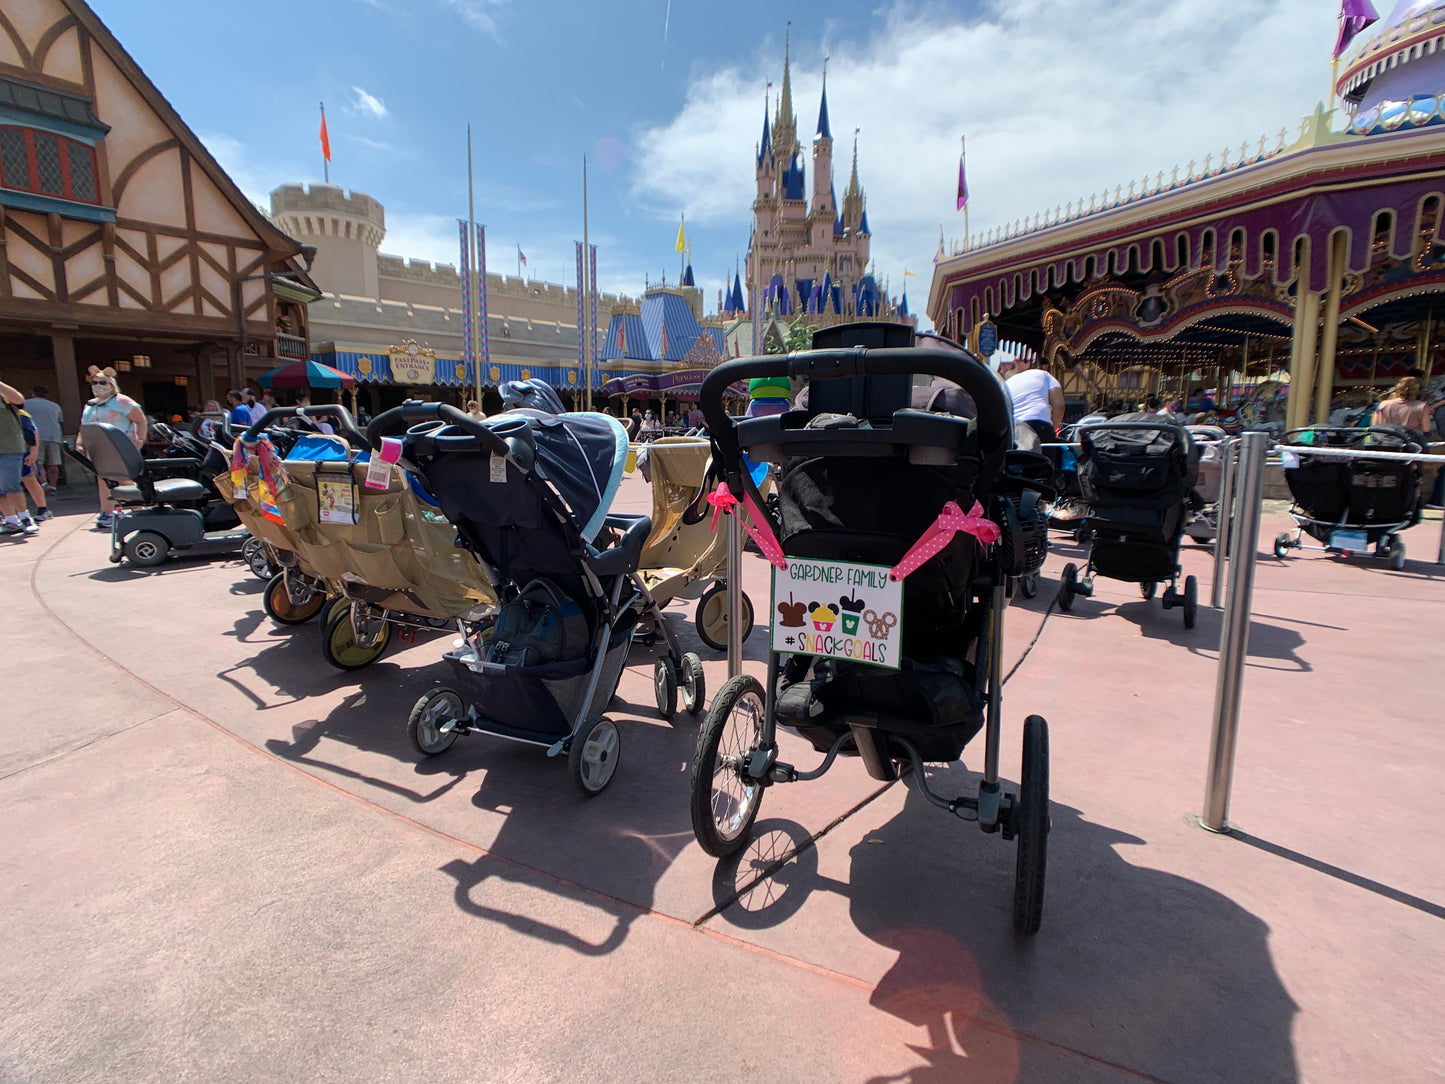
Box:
124;530;170;568
695;583;754;652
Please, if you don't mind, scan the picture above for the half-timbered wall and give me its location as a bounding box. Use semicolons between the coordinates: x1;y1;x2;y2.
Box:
0;0;277;337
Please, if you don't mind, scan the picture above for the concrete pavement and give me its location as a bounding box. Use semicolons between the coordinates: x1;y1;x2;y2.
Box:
2;478;1442;1083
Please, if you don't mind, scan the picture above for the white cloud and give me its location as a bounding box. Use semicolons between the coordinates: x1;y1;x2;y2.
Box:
441;0;508;40
378;211;462;268
632;0;1337;314
198;132;305;210
343;133;395;152
349;85;389;121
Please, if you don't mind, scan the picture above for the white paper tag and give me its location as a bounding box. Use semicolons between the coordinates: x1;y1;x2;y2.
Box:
364;457;391;489
490;454;507;483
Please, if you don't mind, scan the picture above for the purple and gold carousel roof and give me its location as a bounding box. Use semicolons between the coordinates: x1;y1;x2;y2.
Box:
1338;1;1445;109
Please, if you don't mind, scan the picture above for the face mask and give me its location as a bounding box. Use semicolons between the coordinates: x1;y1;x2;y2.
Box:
91;383;114;398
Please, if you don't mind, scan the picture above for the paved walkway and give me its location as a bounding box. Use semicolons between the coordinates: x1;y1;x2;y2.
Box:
1;479;1442;1084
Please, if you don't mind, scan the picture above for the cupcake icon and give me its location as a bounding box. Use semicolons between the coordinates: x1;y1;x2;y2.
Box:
809;602;838;632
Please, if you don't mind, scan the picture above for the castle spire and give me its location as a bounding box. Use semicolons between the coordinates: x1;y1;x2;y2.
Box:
846;128;861;199
773;24;797;157
757;84;772;168
778;24;793;134
815;58;832;141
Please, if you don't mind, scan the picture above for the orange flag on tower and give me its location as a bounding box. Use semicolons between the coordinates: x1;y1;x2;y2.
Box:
319;105;331;163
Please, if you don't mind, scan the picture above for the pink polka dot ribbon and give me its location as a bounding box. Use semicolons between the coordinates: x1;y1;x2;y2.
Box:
889;500;1000;581
707;482;789;570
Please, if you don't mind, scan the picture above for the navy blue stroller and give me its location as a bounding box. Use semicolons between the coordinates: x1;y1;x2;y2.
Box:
369;399;704;796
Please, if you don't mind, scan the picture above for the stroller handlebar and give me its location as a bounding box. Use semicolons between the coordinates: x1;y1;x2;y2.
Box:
366;401;511;458
699;346;1011;474
241;405;368;449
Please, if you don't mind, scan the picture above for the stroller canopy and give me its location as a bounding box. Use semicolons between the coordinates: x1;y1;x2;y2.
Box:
512;409;629;543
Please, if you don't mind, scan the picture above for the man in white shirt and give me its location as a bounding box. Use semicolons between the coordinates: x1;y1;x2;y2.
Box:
998;350;1064;445
243;388;267;424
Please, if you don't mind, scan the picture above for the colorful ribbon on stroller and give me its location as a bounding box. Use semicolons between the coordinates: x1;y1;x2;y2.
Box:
707;482;788;570
889;500;1000;582
230;435;288;525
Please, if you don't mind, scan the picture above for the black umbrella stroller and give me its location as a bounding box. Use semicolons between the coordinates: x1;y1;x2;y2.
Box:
1273;425;1423;570
1057;417;1202;628
690;333;1055;934
372;401;705;796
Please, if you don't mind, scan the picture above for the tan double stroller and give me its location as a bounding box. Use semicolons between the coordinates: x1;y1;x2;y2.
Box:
634;436;762;650
215;406;496;670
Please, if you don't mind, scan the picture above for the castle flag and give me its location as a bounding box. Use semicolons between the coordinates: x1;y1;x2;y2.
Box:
1334;0;1379;59
675;216;686;254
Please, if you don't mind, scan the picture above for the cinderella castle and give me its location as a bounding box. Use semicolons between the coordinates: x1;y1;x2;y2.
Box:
725;34;911;326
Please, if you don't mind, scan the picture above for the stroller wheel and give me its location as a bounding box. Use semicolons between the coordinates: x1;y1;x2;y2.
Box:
263;571;325;625
680;652;706;715
242;537;273;580
1012;715;1050;936
1055;564;1077;612
123;530;170;568
1273;533;1292;560
654;656;679;720
407;688;464;756
1182;575;1198;629
323;597;351;627
1389;539;1407;571
695;583;754;652
322;608;391;671
569;716;621;796
1018;573;1038;599
691;674;767;857
1139;581;1156;601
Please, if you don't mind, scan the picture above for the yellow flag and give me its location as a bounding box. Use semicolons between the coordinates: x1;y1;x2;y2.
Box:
675;217;686;254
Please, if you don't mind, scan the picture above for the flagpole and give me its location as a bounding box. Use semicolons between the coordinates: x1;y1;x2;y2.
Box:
320;102;329;185
960;135;969;251
583;154;592;411
467;124;479;410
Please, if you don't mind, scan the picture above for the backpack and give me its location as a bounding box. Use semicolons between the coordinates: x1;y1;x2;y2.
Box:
482;577;590;667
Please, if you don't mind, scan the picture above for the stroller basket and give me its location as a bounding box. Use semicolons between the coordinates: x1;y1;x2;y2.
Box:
443;623;633;740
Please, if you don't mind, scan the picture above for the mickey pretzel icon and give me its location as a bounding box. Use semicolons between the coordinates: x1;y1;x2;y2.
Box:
863;609;897;640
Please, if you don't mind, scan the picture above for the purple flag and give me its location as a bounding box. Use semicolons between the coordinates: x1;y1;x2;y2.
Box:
957;156;968;211
475;224;489;373
458;220;473;378
575;243;585;376
589;245;599;388
1334;0;1379;59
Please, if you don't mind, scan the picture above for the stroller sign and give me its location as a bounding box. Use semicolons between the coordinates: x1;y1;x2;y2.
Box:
772;557;902;670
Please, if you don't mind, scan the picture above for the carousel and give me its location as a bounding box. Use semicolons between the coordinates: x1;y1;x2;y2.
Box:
928;1;1445;431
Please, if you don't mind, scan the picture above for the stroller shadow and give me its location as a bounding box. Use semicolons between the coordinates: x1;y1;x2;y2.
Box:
1113;602;1312;672
719;781;1299;1083
436;699;705;954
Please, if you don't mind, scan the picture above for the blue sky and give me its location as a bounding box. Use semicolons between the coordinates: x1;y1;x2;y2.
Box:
92;0;1344;319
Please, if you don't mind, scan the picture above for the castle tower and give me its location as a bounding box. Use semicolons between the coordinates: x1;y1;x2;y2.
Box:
270;184;385;299
810;66;835;250
754;89;774;201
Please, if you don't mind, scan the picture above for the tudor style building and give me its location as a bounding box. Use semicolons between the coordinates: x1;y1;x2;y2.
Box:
0;0;317;430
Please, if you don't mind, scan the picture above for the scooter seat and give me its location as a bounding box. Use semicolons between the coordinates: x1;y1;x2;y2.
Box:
111;477;209;504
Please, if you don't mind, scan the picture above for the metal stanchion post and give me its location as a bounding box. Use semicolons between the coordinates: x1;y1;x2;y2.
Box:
1211;438;1237;610
1201;431;1268;833
726;511;743;679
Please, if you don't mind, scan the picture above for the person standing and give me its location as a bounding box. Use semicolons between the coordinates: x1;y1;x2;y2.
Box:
225;390;251;429
0;376;36;535
998;349;1064;446
1372;376;1437;435
22;385;64;493
243;388;266;424
17;407;47;525
76;367;147;530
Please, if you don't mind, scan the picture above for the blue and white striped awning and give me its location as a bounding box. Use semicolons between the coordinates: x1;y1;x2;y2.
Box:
313;347;594;391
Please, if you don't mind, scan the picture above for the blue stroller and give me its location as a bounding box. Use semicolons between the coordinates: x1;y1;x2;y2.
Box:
369;400;704;796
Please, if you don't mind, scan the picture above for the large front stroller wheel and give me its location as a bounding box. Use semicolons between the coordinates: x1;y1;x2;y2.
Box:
263;571;325;626
1012;715;1050;935
569;716;620;796
690;674;766;857
321;608;391;671
408;688;464;756
695;583;754;652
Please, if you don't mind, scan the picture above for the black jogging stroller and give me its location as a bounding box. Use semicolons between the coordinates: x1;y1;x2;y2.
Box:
371;400;705;796
1273;425;1423;570
1057;415;1203;628
689;322;1055;934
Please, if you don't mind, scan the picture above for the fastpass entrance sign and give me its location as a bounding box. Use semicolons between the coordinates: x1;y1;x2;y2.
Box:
771;557;904;670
